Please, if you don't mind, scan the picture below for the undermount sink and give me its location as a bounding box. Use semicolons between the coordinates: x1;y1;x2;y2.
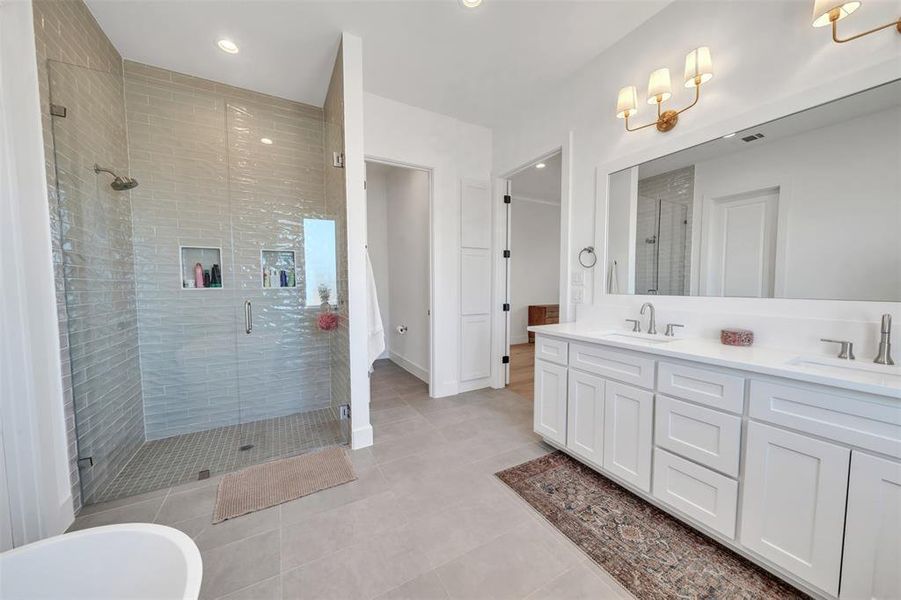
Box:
598;332;677;344
788;356;901;383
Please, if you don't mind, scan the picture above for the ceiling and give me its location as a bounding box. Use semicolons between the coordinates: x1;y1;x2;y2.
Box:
85;0;670;127
510;151;562;203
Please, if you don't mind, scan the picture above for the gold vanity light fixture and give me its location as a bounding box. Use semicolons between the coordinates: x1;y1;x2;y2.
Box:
812;0;901;43
616;47;713;133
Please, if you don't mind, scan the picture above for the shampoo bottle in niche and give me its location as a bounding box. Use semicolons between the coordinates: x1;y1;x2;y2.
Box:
263;269;270;287
194;263;204;289
280;270;288;287
210;264;222;288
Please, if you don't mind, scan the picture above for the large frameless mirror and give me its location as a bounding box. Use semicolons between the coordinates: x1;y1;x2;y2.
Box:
605;79;900;302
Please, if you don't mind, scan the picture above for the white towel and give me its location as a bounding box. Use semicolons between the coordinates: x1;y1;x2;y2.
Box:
608;260;620;294
365;250;385;371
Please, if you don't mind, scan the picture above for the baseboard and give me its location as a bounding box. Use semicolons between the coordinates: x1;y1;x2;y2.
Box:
389;351;429;383
458;377;491;393
351;423;373;449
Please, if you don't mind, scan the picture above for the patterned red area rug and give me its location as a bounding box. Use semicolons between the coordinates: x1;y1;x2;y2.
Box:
496;452;807;600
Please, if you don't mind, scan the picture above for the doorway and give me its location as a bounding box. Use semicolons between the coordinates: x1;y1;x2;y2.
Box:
364;160;432;394
502;151;564;400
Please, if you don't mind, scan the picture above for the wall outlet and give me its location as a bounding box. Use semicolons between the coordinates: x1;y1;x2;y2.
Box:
571;287;584;304
571;271;584;285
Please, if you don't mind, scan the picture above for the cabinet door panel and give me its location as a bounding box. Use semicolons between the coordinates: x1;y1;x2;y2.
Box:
603;381;653;492
740;422;849;596
840;452;901;600
533;359;567;445
566;370;605;466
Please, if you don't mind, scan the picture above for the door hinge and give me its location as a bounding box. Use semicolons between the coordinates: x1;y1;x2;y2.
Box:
502;355;510;364
339;404;351;419
50;103;67;118
502;303;510;311
503;194;511;204
333;152;345;168
503;250;511;258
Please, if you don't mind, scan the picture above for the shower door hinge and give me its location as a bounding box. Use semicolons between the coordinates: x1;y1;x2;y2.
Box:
502;355;510;364
503;194;511;204
503;250;511;258
50;103;67;118
77;457;93;469
333;152;345;168
502;303;510;312
339;404;351;419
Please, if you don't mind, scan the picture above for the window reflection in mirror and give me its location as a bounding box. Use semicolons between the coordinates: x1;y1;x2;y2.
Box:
606;79;901;302
303;217;337;307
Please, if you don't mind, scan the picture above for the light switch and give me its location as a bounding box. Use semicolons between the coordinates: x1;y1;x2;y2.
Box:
571;271;584;285
571;287;584;303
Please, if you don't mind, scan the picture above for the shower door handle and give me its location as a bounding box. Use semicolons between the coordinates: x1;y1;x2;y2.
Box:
244;300;253;334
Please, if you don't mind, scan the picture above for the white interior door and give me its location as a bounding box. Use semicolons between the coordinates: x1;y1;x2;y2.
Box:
703;187;779;297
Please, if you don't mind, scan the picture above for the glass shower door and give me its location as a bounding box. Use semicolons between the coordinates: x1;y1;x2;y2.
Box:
226;102;346;465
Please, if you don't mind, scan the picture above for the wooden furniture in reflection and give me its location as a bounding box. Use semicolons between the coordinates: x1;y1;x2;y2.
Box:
528;304;559;343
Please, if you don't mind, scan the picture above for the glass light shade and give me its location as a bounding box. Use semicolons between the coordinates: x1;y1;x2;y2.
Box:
616;86;638;119
812;0;861;27
684;47;714;87
647;68;672;104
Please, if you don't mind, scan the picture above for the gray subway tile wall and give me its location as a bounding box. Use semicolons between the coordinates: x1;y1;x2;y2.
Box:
124;61;336;439
32;0;142;509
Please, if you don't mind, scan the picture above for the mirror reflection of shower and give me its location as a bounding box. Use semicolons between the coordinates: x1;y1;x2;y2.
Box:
93;163;138;191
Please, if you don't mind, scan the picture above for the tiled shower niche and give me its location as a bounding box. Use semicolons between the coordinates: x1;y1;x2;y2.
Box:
181;246;223;289
261;249;297;288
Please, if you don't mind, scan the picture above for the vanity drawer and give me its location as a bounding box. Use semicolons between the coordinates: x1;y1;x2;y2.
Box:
749;380;901;457
569;343;655;389
658;362;745;414
652;448;738;539
655;395;742;477
535;336;568;366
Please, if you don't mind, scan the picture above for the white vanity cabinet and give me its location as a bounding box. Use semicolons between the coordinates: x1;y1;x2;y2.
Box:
533;358;568;445
739;422;850;596
531;331;901;600
839;452;901;600
603;381;653;491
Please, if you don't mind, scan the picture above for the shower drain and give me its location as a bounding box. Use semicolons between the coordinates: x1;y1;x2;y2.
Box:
239;444;254;451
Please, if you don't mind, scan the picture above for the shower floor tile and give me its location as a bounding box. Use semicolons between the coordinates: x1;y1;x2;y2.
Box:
89;407;346;504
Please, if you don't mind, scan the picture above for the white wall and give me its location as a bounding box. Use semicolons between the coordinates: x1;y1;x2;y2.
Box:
510;198;561;344
386;167;430;379
364;93;492;397
365;164;391;360
0;0;75;545
491;0;901;354
366;162;431;378
692;106;900;302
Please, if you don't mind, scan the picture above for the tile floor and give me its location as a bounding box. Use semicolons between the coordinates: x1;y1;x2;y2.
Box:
70;360;633;600
91;407;346;504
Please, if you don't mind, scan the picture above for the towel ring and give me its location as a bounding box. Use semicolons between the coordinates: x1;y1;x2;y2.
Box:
578;246;597;268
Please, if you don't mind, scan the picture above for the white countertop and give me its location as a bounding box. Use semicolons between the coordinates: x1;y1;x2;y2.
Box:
529;323;901;399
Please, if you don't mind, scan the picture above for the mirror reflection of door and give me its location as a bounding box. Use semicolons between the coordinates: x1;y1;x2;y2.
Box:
703;187;780;298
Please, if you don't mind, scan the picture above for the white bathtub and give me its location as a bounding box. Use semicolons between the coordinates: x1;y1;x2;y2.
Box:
0;523;202;600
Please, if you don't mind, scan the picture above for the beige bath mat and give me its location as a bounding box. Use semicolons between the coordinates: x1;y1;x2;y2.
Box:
213;447;356;523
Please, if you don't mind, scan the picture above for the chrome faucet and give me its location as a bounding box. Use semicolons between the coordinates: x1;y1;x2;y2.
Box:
874;314;894;366
640;302;657;335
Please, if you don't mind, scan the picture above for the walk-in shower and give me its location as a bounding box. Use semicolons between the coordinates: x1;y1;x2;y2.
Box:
46;58;351;507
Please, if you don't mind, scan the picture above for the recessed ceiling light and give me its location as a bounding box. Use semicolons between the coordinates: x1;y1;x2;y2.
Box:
217;39;239;54
535;162;546;169
260;137;273;145
723;133;736;138
460;0;482;7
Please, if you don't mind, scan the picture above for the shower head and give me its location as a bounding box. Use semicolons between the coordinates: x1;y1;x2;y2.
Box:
93;164;139;191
